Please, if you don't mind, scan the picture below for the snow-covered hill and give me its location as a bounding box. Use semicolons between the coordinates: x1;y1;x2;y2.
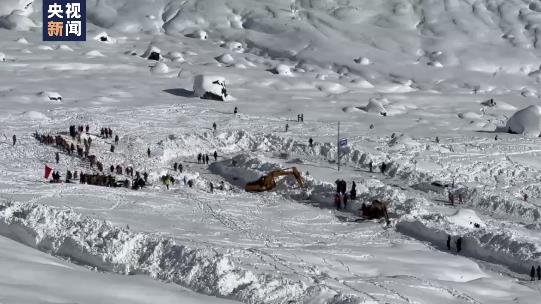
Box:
2;0;541;303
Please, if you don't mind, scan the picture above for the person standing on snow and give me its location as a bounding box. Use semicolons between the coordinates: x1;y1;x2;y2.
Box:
55;152;60;164
446;235;451;250
456;237;462;253
309;137;313;148
210;182;214;193
537;266;541;280
285;124;289;132
213;151;218;161
531;266;536;281
12;135;16;146
179;163;183;173
205;154;210;164
147;148;151;158
234;107;238;115
174;162;178;172
212;122;217;132
197;153;202;164
115;135;119;145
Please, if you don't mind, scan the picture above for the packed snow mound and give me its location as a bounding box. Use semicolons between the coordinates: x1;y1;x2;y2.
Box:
164;51;184;62
93;31;116;44
0;52;5;62
150;62;169;74
193;75;229;101
142;45;161;61
505;105;541;136
270;64;293;77
361;99;387;115
85;50;105;57
185;29;208;40
221;41;244;52
215;53;234;64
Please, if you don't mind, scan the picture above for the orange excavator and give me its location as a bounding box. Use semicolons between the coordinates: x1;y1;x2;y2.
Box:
245;167;304;192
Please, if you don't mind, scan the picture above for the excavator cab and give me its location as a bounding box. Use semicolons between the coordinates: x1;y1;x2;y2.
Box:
245;167;304;192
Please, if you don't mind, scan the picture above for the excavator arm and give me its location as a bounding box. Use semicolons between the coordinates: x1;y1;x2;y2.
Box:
245;167;304;192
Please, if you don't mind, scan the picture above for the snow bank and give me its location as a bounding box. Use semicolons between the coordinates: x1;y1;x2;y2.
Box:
505;105;541;136
0;201;359;303
397;216;541;274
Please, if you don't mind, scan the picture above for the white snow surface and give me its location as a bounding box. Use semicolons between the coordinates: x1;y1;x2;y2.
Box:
1;0;541;303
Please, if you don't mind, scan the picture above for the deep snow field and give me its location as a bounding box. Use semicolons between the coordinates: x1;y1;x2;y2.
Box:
2;0;541;303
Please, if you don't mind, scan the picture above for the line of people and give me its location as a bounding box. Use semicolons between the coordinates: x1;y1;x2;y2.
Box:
197;151;218;164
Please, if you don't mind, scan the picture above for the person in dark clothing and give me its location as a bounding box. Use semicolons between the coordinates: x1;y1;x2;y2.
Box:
179;163;183;173
66;170;72;182
334;193;341;210
115;135;119;145
309;137;313;148
343;193;348;208
380;162;387;174
110;145;115;153
188;180;193;188
213;151;218;161
340;180;347;195
174;162;178;171
456;237;462;253
55;152;60;164
12;135;16;146
335;180;340;193
285;124;289;132
110;165;114;173
219;181;224;190
147;148;151;158
531;266;536;281
537;266;541;280
301;114;304;122
435;136;439;144
85;125;89;133
234;107;238;114
197;153;202;164
205;154;210;164
350;181;357;200
369;161;373;173
210;182;214;193
212;122;217;132
297;114;300;122
446;235;451;250
143;172;148;183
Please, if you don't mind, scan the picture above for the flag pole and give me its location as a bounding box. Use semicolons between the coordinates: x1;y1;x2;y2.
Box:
337;121;340;172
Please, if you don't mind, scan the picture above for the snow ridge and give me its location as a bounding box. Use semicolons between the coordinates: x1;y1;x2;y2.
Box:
0;200;359;304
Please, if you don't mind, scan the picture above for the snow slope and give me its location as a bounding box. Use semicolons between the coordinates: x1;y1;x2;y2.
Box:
1;0;541;303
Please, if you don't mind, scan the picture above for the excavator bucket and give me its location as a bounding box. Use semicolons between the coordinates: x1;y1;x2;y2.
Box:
290;167;304;188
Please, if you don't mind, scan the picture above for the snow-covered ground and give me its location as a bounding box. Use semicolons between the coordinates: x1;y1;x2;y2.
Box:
2;0;541;303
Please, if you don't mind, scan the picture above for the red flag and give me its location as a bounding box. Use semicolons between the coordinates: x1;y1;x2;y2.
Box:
44;165;52;179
